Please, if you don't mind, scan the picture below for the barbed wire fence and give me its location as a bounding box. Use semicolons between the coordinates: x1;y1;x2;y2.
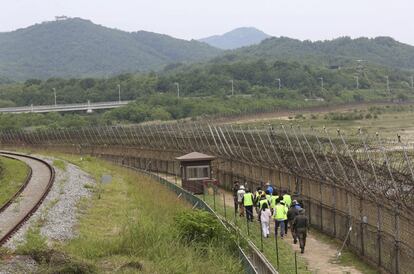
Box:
0;122;413;273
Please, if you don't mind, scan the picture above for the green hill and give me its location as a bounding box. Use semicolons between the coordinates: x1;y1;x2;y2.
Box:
199;27;271;49
0;18;221;80
230;36;414;70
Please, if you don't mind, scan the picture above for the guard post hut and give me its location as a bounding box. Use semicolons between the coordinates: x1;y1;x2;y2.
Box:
176;152;216;194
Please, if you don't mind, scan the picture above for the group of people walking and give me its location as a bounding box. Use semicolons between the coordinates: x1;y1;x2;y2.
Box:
233;181;309;253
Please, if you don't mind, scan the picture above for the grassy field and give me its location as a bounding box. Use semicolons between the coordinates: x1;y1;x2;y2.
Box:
0;156;30;207
240;104;414;142
13;155;244;274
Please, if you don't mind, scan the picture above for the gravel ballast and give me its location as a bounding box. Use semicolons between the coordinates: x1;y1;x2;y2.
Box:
0;156;95;273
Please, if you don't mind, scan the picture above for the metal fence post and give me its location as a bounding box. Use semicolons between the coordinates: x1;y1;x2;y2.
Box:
246;217;250;236
275;227;279;269
223;192;227;219
394;206;400;274
260;220;264;252
213;186;216;211
295;251;298;274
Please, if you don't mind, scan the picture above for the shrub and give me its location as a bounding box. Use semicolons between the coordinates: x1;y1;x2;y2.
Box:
174;210;228;245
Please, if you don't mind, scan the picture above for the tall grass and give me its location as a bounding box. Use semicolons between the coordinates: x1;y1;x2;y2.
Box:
37;155;243;273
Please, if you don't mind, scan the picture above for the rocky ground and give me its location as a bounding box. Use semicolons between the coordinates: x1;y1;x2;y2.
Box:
0;156;95;274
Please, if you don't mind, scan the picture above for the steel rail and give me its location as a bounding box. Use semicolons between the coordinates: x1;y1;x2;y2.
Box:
0;151;55;246
0;155;33;214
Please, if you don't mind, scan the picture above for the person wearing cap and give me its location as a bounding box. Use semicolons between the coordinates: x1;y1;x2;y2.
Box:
287;201;300;243
237;185;245;217
293;208;309;253
243;188;255;222
273;198;288;239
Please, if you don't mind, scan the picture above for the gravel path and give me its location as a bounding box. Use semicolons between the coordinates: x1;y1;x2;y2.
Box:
0;156;95;273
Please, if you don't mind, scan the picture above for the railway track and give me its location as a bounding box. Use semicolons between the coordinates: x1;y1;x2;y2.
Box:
0;151;55;246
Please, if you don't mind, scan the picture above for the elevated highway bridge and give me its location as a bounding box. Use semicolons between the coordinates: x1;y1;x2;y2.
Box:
0;100;133;114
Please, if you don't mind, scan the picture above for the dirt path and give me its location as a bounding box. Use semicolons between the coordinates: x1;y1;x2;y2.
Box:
216;189;362;274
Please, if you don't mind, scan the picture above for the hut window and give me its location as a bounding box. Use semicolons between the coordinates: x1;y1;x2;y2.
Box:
187;166;210;180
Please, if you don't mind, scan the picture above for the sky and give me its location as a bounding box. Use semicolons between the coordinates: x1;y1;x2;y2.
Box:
0;0;412;45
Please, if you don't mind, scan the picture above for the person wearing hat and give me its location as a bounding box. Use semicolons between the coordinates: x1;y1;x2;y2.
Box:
292;200;302;210
237;185;245;217
287;201;300;243
292;208;309;253
273;198;288;239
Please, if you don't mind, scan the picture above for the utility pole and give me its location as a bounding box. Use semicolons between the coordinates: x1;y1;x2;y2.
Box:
354;76;359;89
117;84;121;103
52;88;57;106
230;79;234;96
318;77;324;92
385;76;390;93
276;78;281;90
174;82;180;98
410;75;413;91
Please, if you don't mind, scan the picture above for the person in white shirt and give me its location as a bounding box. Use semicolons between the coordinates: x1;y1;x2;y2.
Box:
237;185;246;217
260;202;272;238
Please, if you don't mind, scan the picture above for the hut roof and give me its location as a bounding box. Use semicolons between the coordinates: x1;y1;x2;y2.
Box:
176;152;215;162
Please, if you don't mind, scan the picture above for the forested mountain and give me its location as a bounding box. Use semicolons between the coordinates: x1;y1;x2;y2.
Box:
229;36;414;70
199;27;270;49
0;18;221;80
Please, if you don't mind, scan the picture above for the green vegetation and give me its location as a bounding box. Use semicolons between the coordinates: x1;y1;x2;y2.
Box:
174;210;235;244
0;18;220;80
14;155;243;273
232;36;414;70
52;159;66;171
0;156;30;207
15;227;49;261
0;57;413;130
